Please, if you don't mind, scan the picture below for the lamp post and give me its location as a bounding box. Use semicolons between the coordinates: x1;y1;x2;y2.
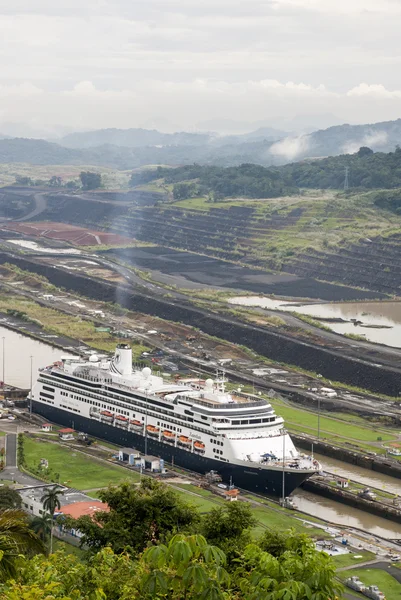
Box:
317;396;321;440
29;356;33;416
2;337;4;387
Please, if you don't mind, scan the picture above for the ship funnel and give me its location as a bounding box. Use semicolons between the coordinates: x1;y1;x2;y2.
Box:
113;344;132;376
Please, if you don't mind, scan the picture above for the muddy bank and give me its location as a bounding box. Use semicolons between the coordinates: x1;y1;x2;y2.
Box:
103;246;383;301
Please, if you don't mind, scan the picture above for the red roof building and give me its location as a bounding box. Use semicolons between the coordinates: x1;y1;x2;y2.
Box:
58;501;109;519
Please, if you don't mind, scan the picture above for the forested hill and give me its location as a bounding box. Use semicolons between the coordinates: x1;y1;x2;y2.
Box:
281;146;401;189
132;148;401;199
130;163;299;199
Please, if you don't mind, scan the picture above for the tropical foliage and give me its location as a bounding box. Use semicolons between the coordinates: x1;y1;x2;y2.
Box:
41;485;64;553
64;478;199;554
0;533;341;599
0;480;341;598
0;488;22;511
0;509;44;581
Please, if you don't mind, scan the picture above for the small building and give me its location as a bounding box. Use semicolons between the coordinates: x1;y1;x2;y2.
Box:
118;447;140;465
336;478;349;489
137;455;162;472
41;423;53;432
58;428;75;441
224;488;239;502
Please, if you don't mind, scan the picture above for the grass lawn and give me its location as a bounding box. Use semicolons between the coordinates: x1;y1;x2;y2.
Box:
53;539;86;560
339;567;401;597
173;488;223;512
269;399;394;443
331;550;376;568
24;436;140;490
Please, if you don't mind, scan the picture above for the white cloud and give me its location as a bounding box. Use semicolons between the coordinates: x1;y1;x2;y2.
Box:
0;2;400;130
273;0;401;15
347;83;401;99
342;131;389;154
269;136;310;160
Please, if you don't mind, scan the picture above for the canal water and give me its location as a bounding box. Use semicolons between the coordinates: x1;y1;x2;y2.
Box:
0;325;61;388
228;297;401;348
1;324;401;537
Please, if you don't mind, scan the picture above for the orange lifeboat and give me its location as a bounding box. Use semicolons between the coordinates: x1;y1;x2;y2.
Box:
130;419;142;427
194;441;205;453
101;410;114;417
163;430;175;441
178;435;192;447
116;415;128;422
146;425;159;436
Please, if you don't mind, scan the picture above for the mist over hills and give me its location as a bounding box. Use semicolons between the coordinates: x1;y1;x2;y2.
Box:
0;117;400;169
61;128;213;149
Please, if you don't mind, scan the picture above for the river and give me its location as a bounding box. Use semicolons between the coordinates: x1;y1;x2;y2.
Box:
1;325;400;538
228;297;401;348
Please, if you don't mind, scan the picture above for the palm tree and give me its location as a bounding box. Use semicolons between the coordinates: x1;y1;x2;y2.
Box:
30;513;52;544
0;509;45;581
40;485;64;553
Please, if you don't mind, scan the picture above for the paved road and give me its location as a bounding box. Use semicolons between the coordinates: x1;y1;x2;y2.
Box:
5;433;16;467
15;193;47;222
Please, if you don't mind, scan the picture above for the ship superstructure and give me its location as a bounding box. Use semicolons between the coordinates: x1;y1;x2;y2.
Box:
31;344;319;496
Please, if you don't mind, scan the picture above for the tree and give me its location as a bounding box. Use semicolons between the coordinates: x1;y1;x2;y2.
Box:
80;171;102;190
65;478;200;554
259;528;315;557
49;176;62;187
65;180;78;189
233;542;341;599
357;146;373;157
201;502;256;564
0;488;22;510
14;176;33;186
41;485;64;553
124;534;230;599
30;514;52;544
0;509;44;581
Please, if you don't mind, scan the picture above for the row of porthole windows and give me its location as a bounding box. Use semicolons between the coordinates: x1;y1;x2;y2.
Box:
211;439;223;446
214;449;223;456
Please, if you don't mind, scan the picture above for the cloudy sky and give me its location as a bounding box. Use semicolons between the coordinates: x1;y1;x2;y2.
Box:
1;0;401;134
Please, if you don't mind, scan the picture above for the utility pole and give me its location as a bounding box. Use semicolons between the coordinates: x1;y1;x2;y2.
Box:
29;356;33;416
344;166;350;191
317;396;321;440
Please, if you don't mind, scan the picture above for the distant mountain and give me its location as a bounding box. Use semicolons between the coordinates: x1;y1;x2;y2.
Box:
254;118;401;164
0;118;401;170
61;128;213;149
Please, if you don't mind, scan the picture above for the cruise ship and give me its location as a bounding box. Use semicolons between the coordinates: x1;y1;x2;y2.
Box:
31;344;320;496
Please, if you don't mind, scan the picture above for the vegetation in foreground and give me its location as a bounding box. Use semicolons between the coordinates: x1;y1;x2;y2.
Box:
0;479;341;599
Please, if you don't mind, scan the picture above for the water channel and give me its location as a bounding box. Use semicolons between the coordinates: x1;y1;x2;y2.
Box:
228;297;401;348
0;325;61;388
1;325;401;537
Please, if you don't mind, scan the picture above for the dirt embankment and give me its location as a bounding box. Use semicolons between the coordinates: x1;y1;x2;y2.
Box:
0;252;400;397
